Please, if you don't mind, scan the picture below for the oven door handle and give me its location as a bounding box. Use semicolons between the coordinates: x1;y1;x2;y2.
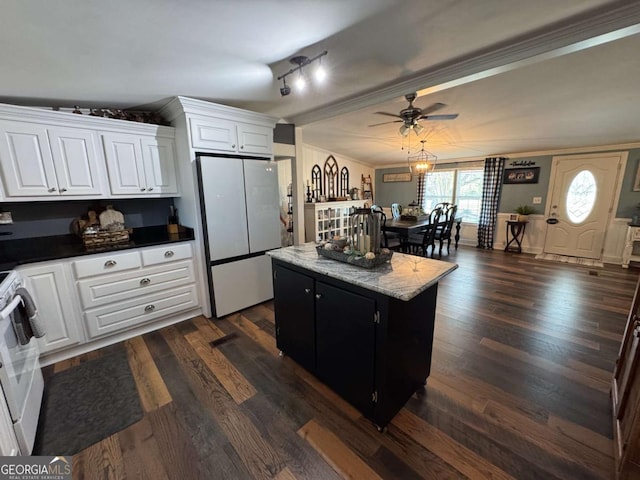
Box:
0;295;22;321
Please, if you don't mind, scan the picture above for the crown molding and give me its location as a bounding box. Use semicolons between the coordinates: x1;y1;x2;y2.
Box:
290;2;640;126
160;96;277;127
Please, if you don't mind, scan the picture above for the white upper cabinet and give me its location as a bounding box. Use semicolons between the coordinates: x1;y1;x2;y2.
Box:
0;122;103;198
189;116;272;156
103;132;178;196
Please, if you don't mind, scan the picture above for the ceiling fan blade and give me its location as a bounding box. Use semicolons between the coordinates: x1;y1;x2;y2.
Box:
374;111;403;119
368;120;403;127
420;113;459;121
419;102;446;115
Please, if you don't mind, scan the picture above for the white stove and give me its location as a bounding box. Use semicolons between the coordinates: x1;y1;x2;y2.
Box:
0;270;43;455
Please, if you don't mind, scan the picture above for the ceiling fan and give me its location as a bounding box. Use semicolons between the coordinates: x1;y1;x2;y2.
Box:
369;93;458;136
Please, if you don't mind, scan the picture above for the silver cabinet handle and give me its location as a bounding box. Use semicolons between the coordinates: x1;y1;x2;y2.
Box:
164;250;174;258
147;187;154;191
144;304;155;312
304;288;311;294
231;144;236;149
48;187;57;193
140;187;146;192
140;278;151;285
104;260;117;267
240;145;244;149
60;187;68;193
315;293;322;299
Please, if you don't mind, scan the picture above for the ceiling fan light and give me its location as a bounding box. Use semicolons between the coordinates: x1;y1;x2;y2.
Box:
413;123;424;135
399;124;410;136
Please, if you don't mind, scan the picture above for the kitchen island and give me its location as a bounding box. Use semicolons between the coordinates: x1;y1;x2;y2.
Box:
267;243;458;430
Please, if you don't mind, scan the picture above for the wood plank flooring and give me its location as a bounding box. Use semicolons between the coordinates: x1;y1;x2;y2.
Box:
57;247;638;479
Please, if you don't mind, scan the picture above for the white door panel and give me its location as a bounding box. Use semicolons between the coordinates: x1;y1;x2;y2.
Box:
243;159;281;253
48;127;102;195
200;157;249;260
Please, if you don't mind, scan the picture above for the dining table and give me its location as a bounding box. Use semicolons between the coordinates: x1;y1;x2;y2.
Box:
382;215;462;252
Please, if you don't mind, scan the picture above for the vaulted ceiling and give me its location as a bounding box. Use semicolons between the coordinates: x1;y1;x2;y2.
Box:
2;0;639;165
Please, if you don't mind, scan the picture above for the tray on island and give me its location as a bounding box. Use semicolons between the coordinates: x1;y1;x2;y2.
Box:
316;245;393;269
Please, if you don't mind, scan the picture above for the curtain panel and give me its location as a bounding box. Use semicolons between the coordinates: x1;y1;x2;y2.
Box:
416;172;426;206
477;157;507;249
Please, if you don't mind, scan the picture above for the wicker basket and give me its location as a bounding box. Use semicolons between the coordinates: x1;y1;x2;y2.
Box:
82;229;130;247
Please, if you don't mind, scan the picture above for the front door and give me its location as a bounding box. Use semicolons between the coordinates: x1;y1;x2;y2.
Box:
543;153;624;259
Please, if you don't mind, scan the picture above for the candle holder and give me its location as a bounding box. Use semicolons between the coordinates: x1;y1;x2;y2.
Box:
306;185;312;203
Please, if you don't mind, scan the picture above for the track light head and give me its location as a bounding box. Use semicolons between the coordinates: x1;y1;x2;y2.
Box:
280;79;291;97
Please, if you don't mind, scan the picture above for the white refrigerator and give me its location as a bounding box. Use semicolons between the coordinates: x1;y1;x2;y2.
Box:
197;154;280;317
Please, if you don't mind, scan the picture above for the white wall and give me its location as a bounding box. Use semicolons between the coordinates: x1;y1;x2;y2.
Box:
301;144;374;201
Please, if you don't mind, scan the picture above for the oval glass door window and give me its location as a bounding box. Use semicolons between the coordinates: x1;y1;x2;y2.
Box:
566;170;596;223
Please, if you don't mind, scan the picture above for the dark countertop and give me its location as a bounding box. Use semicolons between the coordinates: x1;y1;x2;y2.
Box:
0;225;195;271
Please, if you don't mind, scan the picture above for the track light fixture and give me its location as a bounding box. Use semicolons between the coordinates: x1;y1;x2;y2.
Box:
277;50;328;96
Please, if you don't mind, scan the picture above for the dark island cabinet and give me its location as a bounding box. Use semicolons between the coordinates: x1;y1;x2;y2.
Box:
272;259;438;430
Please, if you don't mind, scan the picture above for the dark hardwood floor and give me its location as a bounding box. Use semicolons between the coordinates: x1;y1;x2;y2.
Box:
56;247;638;479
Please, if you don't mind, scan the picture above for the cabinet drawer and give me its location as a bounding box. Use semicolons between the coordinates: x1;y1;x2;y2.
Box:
141;242;192;266
73;251;141;279
84;285;198;339
77;260;195;309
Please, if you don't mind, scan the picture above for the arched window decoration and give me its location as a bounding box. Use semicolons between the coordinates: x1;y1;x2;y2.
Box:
324;155;339;198
566;170;597;224
311;164;322;198
340;166;350;197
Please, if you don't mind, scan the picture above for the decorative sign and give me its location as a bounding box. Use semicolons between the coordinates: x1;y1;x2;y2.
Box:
509;160;536;167
383;172;412;183
503;167;540;184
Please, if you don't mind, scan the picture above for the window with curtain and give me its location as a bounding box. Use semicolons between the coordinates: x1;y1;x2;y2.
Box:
421;168;484;223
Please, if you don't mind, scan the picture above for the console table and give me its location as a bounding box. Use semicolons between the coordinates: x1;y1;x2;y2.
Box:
622;224;640;268
505;221;527;253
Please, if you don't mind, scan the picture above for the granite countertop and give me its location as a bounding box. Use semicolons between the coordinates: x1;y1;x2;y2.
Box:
267;243;458;301
0;225;195;271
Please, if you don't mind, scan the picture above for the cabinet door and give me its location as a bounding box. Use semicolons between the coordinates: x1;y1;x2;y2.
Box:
102;133;146;195
48;127;103;196
140;136;178;195
190;117;238;152
315;281;376;414
0;384;19;455
237;123;272;155
18;262;83;355
0;121;58;196
273;265;315;372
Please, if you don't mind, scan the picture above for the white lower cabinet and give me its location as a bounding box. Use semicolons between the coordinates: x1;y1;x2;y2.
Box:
74;242;199;339
0;384;20;456
17;261;84;355
19;241;199;361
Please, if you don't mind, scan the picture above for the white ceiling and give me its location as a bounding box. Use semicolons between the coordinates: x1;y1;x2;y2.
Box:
2;0;640;165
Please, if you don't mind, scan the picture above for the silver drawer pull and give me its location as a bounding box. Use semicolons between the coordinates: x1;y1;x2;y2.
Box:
48;187;57;193
104;260;117;267
144;305;155;312
315;293;322;299
304;288;311;294
164;250;174;258
60;187;68;193
140;278;151;285
148;187;154;191
140;187;146;192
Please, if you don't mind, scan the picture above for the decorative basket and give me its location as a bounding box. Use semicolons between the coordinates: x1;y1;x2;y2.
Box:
316;245;393;269
82;229;131;247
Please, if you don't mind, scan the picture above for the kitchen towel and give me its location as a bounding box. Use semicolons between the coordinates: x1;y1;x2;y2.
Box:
15;287;44;338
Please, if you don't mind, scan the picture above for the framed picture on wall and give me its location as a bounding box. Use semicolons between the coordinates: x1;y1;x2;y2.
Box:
383;172;412;182
503;167;540;184
634;163;640;191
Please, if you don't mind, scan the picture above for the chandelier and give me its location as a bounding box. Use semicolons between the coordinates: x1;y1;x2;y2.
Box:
407;140;437;175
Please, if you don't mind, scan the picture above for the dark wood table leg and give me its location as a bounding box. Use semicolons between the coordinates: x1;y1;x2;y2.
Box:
454;221;461;249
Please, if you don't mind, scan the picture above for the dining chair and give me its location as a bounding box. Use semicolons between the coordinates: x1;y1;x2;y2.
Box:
372;206;401;250
407;207;442;257
434;204;458;256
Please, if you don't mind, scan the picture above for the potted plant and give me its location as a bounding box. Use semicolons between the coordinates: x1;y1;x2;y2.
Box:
515;205;536;222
